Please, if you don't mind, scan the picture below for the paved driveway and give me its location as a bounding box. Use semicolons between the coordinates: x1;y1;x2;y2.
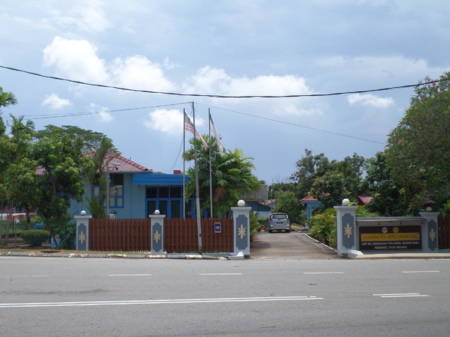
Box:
251;230;342;260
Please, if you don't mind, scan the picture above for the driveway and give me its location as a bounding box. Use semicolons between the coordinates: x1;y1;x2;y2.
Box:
251;230;342;260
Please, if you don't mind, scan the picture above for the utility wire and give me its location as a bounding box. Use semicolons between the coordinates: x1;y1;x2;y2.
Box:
196;102;385;145
170;137;184;174
4;102;191;122
1;65;449;99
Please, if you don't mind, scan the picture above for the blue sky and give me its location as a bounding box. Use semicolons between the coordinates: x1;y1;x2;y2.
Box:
1;0;449;186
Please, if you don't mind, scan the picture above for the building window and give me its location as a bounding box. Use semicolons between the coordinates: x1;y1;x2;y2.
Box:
92;173;124;209
145;186;193;218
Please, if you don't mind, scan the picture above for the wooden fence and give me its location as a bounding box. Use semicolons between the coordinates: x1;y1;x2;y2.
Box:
89;218;234;253
165;218;233;253
438;215;450;249
89;218;151;252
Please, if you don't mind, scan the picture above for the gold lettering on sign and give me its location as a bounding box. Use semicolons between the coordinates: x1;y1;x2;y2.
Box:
361;233;420;242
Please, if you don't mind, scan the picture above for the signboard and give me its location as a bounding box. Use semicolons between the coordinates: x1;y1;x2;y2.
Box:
214;222;222;233
359;225;422;251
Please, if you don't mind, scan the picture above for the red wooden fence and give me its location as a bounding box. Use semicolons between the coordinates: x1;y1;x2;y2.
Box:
89;218;151;252
89;218;234;253
438;215;450;249
164;218;233;253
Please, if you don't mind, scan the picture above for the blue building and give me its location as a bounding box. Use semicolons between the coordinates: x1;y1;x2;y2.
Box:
299;195;322;220
69;154;198;219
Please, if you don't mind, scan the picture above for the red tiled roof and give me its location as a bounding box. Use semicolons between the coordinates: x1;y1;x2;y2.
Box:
299;195;317;202
36;151;155;174
299;193;330;202
357;196;373;205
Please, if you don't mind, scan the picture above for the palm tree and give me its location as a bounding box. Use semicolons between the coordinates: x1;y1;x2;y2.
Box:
84;136;119;218
185;136;260;217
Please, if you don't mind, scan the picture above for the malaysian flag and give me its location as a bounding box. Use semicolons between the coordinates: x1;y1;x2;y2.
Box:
185;112;208;150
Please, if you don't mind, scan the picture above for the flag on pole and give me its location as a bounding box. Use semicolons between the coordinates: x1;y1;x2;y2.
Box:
185;112;208;150
209;114;224;156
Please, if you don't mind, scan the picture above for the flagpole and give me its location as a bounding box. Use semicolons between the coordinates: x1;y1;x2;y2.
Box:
183;108;186;219
209;108;213;218
192;102;203;253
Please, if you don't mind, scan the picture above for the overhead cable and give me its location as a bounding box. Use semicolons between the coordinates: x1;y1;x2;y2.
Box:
1;65;448;99
195;102;385;145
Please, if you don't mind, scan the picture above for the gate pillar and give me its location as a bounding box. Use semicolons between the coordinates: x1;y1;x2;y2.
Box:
334;200;358;257
75;212;92;251
231;200;251;257
419;211;440;252
149;212;166;254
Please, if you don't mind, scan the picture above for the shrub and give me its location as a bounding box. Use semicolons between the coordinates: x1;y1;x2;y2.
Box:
20;230;50;246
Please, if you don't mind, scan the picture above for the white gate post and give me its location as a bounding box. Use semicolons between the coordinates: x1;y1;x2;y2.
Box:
334;199;359;257
149;211;166;254
75;211;92;251
419;210;440;252
231;200;251;257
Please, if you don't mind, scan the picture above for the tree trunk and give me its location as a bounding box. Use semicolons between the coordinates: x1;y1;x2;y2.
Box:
4;220;10;247
25;205;31;230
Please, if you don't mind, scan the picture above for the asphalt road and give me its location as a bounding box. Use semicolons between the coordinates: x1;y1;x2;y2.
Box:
1;257;450;337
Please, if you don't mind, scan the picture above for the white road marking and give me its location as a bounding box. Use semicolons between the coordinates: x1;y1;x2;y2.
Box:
402;271;440;273
200;273;242;276
303;271;344;275
373;293;428;298
109;274;152;277
0;295;323;309
0;275;48;278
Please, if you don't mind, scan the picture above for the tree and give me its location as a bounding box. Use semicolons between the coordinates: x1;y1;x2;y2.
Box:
31;132;93;236
3;116;39;229
0;87;17;119
386;72;450;211
362;151;405;216
185;136;260;216
34;125;120;153
290;149;333;199
273;191;305;225
83;136;119;218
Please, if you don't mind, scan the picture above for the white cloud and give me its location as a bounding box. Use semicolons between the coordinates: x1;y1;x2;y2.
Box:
43;36;109;83
43;37;175;91
89;103;112;122
111;55;175;91
42;93;71;109
144;109;205;135
49;0;110;33
183;66;313;97
348;93;395;108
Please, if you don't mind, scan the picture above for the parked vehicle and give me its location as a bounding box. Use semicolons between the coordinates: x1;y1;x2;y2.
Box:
269;213;291;233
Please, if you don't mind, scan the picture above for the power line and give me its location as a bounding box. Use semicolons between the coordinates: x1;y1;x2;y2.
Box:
4;102;191;122
196;102;385;145
1;65;448;99
170;137;184;173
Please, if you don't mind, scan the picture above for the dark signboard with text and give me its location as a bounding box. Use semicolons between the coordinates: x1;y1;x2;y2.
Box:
359;225;422;251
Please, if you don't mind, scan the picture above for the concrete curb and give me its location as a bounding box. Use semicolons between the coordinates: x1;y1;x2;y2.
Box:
355;253;450;260
0;251;229;260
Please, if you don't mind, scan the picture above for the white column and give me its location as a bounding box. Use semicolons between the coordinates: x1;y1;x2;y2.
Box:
334;201;358;257
149;213;166;254
231;200;251;257
74;214;92;251
419;212;440;252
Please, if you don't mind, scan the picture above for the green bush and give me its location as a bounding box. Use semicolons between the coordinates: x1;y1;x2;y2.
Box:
20;230;50;246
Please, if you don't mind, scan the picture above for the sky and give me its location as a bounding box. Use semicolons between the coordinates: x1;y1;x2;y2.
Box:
1;0;449;186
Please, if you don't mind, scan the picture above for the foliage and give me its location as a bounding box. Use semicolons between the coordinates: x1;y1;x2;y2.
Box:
362;151;405;216
309;208;337;246
20;229;50;246
249;211;259;239
31;132;93;235
0;86;17;118
290;149;334;199
386;72;450;212
185;136;260;216
440;201;450;215
34;125;120;154
273;190;305;224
